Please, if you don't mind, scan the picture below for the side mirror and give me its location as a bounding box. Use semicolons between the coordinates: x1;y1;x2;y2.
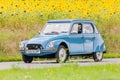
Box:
39;31;41;34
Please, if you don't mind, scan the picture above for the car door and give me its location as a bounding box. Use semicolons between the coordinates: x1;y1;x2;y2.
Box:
69;23;84;54
82;23;95;53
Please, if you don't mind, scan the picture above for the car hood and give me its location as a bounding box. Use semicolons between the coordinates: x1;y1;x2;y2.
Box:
27;35;55;44
27;34;68;44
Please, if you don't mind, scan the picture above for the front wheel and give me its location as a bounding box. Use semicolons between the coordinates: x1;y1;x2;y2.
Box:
22;55;33;63
56;45;68;63
93;52;103;62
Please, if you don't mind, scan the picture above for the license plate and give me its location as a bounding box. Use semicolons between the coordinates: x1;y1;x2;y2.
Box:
26;49;40;54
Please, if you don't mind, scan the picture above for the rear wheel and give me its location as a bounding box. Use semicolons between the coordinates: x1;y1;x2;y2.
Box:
56;45;68;63
22;55;33;63
93;52;103;62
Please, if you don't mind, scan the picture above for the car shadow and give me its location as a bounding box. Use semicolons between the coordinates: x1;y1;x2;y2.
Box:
29;61;58;64
29;59;98;64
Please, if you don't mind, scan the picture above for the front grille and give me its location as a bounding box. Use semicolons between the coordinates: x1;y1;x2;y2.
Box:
27;44;42;50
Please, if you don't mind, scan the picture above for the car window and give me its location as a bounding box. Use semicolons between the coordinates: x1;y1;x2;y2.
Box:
71;23;82;34
42;23;71;35
83;23;93;34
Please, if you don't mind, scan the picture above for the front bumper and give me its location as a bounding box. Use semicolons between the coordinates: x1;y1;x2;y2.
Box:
20;43;58;57
20;48;56;57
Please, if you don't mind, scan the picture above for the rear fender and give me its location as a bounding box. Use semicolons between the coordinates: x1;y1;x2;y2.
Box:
94;43;106;52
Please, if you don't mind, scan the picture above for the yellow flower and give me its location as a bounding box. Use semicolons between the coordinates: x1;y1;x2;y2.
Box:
0;0;120;20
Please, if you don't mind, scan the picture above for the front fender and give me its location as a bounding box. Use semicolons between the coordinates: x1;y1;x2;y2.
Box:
46;39;69;53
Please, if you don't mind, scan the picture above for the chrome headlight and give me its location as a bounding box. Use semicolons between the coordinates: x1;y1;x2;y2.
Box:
19;42;25;48
48;41;55;47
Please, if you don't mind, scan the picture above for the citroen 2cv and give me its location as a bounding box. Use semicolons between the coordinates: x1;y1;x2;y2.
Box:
19;20;106;63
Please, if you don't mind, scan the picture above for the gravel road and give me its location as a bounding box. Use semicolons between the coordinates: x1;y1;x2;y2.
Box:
0;58;120;70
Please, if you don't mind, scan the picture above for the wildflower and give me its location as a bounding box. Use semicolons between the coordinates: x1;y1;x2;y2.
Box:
15;5;18;7
0;11;2;14
68;10;71;13
1;6;3;9
24;10;26;13
11;14;14;16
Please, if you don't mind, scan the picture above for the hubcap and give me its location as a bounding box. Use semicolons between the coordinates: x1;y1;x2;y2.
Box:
59;48;67;62
96;52;103;60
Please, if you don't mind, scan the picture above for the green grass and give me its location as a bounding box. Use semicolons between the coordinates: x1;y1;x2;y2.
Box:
0;64;120;80
104;53;120;58
0;56;21;62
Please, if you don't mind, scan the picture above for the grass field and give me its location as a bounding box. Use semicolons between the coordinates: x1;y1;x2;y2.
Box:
0;0;120;60
0;64;120;80
0;55;21;62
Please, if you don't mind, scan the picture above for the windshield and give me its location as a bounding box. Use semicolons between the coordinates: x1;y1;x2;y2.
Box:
42;23;71;35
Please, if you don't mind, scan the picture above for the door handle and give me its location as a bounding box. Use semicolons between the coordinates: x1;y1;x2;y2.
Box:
80;36;84;38
83;36;95;38
92;36;96;39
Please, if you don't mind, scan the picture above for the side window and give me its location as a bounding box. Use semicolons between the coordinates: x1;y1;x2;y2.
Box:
71;23;82;34
83;23;94;34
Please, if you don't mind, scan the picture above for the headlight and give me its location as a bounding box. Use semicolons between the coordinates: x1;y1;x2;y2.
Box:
19;42;25;48
48;41;55;47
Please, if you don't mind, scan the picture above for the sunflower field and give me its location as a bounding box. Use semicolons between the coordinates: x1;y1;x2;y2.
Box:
0;0;120;24
0;0;120;60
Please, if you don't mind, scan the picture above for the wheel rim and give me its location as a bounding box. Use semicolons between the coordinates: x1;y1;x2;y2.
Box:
96;52;103;60
59;48;67;62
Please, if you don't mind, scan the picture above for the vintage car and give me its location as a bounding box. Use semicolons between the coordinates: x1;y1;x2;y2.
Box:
19;19;106;63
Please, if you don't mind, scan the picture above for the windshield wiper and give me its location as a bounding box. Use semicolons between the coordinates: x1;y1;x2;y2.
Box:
44;33;51;35
51;31;59;34
44;31;59;35
61;31;68;33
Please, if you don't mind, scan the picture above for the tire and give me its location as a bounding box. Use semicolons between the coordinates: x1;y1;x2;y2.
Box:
93;52;103;62
22;55;33;63
56;45;68;63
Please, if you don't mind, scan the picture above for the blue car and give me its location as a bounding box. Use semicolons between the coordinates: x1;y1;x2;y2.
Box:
19;19;106;63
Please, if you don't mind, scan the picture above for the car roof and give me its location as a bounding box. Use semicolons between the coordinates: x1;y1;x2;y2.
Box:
48;19;94;23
